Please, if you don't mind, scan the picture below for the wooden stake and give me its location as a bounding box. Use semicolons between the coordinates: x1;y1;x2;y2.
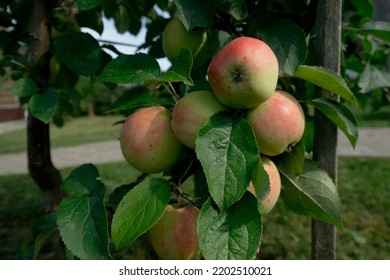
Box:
312;0;341;260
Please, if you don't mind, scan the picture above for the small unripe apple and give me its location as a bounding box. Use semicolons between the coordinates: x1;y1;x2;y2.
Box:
207;36;279;109
248;157;281;214
246;90;305;156
149;204;200;260
162;17;208;67
120;106;185;174
171;90;229;149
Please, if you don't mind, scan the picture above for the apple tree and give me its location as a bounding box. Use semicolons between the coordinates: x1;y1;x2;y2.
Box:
2;0;389;259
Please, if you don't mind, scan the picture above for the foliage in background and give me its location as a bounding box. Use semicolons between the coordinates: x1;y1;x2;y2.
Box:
342;0;390;113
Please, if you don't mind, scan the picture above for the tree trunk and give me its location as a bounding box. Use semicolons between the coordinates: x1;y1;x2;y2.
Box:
28;0;63;212
87;97;96;117
311;0;341;260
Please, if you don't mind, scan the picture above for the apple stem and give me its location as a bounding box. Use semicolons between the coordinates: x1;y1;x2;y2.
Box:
177;155;197;186
171;182;182;206
165;82;180;103
286;145;293;153
171;182;202;208
180;192;202;208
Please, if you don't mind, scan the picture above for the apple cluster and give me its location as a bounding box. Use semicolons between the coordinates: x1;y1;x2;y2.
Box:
119;18;306;259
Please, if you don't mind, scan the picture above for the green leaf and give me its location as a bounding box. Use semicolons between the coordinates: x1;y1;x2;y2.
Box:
106;88;155;114
57;187;110;260
57;164;110;260
310;98;359;148
250;158;270;213
174;0;214;30
253;18;307;75
106;183;138;208
77;0;102;10
279;159;342;228
198;193;262;260
207;30;232;56
61;164;105;196
195;113;259;210
32;213;57;260
111;178;171;250
361;21;390;42
293;65;358;106
28;88;58;124
97;53;160;84
358;63;390;93
10;78;38;97
351;0;373;18
158;48;194;86
76;8;104;35
113;4;131;34
303;120;314;153
217;0;247;21
273;137;306;177
54;32;102;76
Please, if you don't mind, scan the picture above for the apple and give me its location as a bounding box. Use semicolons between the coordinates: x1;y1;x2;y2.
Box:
248;157;281;214
171;90;229;149
207;36;279;109
149;204;200;260
162;17;208;67
120;106;185;174
246;90;305;156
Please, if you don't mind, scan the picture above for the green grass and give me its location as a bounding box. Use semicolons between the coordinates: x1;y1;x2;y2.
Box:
0;115;124;154
0;157;389;260
353;105;390;127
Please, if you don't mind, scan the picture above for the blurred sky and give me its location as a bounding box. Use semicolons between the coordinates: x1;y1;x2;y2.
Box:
82;17;171;71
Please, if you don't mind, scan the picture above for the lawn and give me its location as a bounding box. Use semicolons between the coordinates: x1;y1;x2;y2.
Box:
0;115;125;155
353;105;390;127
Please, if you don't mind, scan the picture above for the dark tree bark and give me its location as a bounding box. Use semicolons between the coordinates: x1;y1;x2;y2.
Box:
28;0;63;212
311;0;342;260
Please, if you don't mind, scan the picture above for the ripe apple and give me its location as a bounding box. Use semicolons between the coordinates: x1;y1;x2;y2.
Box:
149;204;200;260
162;17;208;67
120;106;185;174
207;36;279;109
171;90;229;149
246;90;305;156
248;157;281;214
